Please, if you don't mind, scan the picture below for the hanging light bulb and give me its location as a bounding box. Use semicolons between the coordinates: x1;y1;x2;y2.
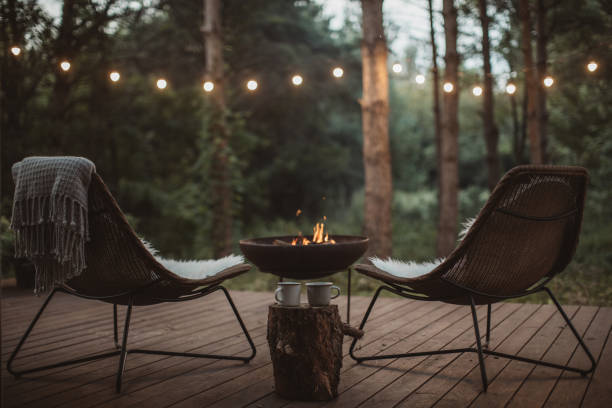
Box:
247;79;258;91
415;74;425;84
203;81;214;92
543;76;554;87
60;60;71;71
392;63;403;73
156;78;167;89
109;71;120;82
472;86;483;96
332;67;344;78
10;46;21;56
443;82;454;93
587;61;598;72
292;75;303;86
506;83;517;95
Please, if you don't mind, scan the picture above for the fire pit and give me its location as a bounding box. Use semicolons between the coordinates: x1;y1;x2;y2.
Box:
239;235;368;279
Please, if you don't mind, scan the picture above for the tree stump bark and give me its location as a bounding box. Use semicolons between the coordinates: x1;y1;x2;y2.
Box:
267;304;346;401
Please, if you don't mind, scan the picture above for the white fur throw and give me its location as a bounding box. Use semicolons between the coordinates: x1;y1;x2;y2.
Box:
141;239;244;280
369;257;444;278
369;216;475;279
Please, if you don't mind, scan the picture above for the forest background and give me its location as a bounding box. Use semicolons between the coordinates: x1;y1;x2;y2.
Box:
1;0;611;305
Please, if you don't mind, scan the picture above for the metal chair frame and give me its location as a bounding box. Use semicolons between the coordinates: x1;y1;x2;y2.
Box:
7;281;256;393
348;281;596;392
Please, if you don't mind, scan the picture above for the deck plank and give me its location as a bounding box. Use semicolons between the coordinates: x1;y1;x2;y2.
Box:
2;289;611;408
504;306;598;408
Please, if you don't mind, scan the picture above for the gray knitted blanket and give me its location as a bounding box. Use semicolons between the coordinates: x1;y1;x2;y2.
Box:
10;157;96;293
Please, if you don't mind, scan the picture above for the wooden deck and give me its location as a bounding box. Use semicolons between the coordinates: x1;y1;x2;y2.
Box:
1;288;611;407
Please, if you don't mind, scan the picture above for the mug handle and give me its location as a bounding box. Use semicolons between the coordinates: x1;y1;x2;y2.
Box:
330;285;341;300
275;287;283;303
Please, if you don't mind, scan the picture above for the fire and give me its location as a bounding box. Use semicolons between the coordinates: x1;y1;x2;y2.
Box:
291;220;336;246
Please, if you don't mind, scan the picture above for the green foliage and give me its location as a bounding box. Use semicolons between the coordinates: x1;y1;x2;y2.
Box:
1;0;610;306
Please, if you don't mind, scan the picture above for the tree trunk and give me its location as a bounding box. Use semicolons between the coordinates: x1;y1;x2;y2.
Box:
479;0;500;191
267;304;344;401
360;0;392;259
203;0;232;257
536;0;548;163
428;0;442;201
436;0;460;257
49;0;76;153
518;0;542;164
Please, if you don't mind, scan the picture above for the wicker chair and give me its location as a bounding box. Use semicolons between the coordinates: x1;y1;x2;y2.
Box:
7;172;256;392
349;165;596;391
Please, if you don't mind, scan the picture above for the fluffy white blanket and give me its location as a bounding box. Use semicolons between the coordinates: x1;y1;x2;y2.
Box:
141;239;244;280
369;216;476;279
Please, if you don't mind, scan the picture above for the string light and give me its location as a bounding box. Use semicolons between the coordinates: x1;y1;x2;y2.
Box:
203;81;214;92
247;79;258;91
392;63;402;73
543;76;554;87
60;60;71;71
109;71;120;82
472;86;483;96
332;67;344;78
10;46;21;56
291;75;303;86
415;74;425;84
443;82;454;93
156;78;167;89
506;83;517;95
587;61;598;72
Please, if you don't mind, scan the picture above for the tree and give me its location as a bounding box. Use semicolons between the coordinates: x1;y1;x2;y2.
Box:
360;0;392;258
478;0;500;190
203;0;232;257
519;0;542;164
535;0;548;163
436;0;460;257
428;0;442;199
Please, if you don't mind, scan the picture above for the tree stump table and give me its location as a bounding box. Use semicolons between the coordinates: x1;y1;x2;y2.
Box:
267;304;363;401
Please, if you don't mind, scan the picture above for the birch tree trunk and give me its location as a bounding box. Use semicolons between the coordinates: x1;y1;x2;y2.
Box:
203;0;232;257
519;0;542;164
428;0;442;200
479;0;500;191
360;0;392;258
436;0;460;257
536;0;548;163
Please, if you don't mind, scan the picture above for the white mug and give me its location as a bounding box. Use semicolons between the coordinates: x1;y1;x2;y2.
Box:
306;282;340;306
275;282;301;306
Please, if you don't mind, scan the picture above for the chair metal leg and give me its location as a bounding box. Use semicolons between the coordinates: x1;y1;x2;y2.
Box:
347;268;352;324
7;288;121;378
7;288;58;377
349;285;384;362
130;286;256;363
348;285;595;393
485;303;492;347
470;295;489;392
544;287;596;375
113;304;120;349
219;286;257;362
116;296;133;393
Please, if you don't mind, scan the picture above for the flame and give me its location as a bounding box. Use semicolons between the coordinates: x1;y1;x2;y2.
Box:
291;221;335;245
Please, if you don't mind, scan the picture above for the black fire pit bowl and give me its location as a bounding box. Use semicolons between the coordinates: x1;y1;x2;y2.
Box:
239;235;369;280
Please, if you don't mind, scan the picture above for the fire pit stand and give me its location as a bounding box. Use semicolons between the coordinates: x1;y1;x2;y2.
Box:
239;235;368;324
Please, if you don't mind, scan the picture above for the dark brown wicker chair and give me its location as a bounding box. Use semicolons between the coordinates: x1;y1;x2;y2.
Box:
349;165;596;391
7;172;256;392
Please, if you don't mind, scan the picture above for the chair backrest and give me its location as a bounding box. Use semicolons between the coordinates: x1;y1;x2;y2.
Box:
442;165;588;298
65;173;169;300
